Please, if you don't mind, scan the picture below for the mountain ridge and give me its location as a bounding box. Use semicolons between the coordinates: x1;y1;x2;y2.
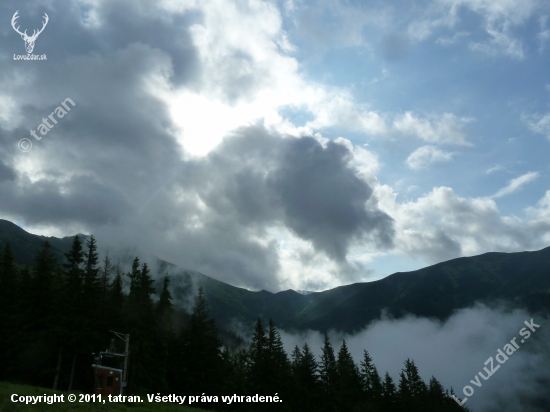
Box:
1;219;548;333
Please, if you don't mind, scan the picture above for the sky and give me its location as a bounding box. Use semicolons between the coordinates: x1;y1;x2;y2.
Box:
2;0;550;293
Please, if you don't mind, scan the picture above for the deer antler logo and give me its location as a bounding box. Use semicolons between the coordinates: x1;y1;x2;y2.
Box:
11;11;49;54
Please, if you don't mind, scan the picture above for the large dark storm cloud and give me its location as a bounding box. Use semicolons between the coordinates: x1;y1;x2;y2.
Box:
267;136;393;260
180;126;394;262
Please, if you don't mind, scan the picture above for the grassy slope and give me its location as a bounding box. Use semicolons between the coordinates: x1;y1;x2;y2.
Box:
0;382;207;412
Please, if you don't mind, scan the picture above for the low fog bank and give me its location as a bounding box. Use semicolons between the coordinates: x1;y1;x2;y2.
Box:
278;303;549;412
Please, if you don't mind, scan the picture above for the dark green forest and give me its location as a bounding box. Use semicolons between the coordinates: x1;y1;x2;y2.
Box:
0;237;469;411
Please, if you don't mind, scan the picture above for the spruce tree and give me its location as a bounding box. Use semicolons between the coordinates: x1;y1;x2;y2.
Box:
336;340;362;411
319;332;338;412
382;372;397;412
249;317;269;395
99;252;112;306
81;236;101;364
156;274;174;329
83;236;100;294
126;261;159;395
62;236;88;391
397;370;411;410
360;349;383;402
178;287;224;399
109;261;125;331
293;343;321;411
0;243;16;380
427;376;446;408
291;345;302;370
266;318;291;406
156;274;175;393
404;359;427;398
27;242;59;386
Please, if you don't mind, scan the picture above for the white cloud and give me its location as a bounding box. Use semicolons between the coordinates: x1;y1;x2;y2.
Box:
159;0;393;156
375;184;550;265
406;145;455;170
410;0;542;58
491;172;539;198
392;112;472;146
159;1;475;158
468;27;524;59
525;190;550;234
485;164;504;174
288;0;391;51
436;31;470;45
524;112;550;140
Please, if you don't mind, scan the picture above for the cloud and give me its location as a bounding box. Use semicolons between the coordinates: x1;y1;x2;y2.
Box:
1;0;549;294
83;127;393;291
392;112;472;146
524;112;550;140
267;135;394;260
485;164;504;174
468;27;524;59
409;0;542;58
376;185;550;264
491;172;539;198
406;145;455;170
277;304;550;412
287;0;391;51
436;31;470;45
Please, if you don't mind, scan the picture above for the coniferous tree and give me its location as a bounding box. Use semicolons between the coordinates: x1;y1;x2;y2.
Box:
126;261;160;395
336;340;363;411
109;261;125;331
249;317;269;395
291;345;302;369
360;349;383;403
266;318;291;405
382;372;397;412
292;343;321;411
95;253;113;352
404;359;427;398
24;242;59;387
222;348;251;411
427;376;446;408
62;236;86;391
99;252;112;306
80;237;102;370
64;236;85;300
397;370;411;410
177;287;224;400
83;236;100;296
156;274;174;393
0;243;17;380
156;274;174;329
406;358;427;411
319;332;338;412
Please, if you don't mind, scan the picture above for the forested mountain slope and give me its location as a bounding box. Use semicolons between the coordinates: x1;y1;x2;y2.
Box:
2;219;548;333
